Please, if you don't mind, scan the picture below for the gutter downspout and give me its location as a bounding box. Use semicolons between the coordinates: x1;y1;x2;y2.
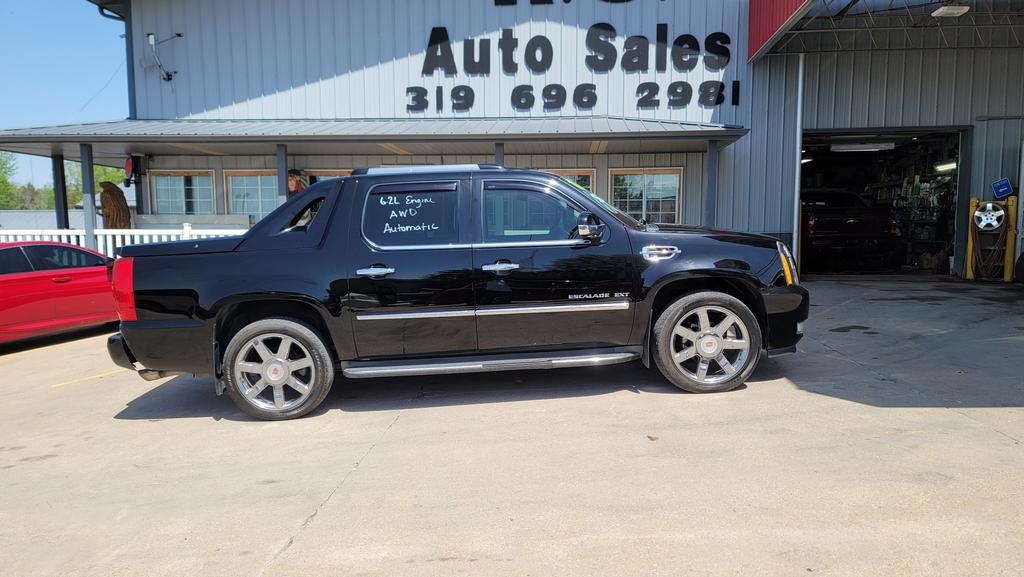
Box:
98;5;135;120
792;53;805;261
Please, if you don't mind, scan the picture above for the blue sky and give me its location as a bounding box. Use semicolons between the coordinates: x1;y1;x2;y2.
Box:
0;0;128;186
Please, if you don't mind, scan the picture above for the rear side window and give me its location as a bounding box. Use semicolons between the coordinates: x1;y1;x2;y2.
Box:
0;248;32;275
362;182;460;247
23;245;106;271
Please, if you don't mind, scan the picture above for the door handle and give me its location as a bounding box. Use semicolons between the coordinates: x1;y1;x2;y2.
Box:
51;276;72;284
482;262;520;273
356;266;396;278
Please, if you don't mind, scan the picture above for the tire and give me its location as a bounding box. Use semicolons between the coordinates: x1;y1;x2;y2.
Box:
652;291;762;393
222;317;335;420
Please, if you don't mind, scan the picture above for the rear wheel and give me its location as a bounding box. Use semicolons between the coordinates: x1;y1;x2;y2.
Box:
223;318;334;420
652;291;762;393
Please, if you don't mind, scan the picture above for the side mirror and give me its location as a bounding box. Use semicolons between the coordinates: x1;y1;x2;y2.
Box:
577;212;606;241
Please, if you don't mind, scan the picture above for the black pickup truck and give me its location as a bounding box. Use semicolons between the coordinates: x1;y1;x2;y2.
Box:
108;165;808;420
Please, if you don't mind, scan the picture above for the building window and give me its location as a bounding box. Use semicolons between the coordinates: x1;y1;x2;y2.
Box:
226;171;281;222
609;168;681;224
547;169;596;193
150;172;214;215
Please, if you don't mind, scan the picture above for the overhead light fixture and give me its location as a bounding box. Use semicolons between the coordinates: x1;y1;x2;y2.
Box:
931;3;970;17
830;143;896;152
801;157;813;164
935;160;958;173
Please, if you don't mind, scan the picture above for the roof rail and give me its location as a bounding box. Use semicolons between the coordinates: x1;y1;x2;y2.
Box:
350;164;505;176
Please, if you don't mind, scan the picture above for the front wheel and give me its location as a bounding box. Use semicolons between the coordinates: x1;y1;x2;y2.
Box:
223;318;335;420
652;291;762;393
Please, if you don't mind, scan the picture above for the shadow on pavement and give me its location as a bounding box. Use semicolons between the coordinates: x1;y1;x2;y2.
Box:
113;360;760;421
0;323;118;356
780;280;1024;409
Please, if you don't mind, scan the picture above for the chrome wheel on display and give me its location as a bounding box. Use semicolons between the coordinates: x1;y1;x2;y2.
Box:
669;305;751;386
973;202;1006;230
234;333;316;412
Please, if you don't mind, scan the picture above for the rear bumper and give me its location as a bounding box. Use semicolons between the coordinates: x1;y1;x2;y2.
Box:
763;285;809;352
110;319;213;376
107;333;137;370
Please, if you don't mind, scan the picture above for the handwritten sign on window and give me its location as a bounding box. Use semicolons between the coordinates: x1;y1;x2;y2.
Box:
364;190;458;246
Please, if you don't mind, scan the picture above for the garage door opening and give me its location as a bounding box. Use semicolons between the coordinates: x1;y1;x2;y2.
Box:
800;131;962;275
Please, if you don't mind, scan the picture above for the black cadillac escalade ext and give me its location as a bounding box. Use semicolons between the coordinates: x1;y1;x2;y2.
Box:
108;165;808;420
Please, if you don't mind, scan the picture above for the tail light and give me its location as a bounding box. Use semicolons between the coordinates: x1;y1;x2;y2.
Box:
806;212;816;236
111;257;137;321
890;220;899;236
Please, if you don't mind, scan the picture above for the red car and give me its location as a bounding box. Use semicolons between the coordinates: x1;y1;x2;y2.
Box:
0;241;118;344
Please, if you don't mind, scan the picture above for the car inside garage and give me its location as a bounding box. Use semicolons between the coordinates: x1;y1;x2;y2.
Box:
799;131;962;275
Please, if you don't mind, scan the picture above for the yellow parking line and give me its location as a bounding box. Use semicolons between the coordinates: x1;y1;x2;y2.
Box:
51;368;128;389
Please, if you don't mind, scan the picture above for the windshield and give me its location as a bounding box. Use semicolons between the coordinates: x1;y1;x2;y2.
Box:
559;177;642;228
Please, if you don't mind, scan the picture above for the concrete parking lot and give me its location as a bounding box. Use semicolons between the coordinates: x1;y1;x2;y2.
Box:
2;279;1023;577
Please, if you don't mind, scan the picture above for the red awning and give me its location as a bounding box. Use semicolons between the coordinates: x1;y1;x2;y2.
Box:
748;0;815;61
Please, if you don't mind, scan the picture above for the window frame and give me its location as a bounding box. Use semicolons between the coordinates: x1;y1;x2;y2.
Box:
360;180;468;251
224;169;282;222
546;169;597;193
148;170;216;216
608;167;683;225
477;179;589;249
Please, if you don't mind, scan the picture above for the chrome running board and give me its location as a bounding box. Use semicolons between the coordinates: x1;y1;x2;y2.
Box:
342;347;641;379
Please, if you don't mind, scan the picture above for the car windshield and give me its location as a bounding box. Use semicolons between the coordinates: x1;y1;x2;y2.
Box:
559;177;642;228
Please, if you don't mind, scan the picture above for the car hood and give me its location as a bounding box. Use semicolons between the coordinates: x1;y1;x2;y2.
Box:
640;224;781;250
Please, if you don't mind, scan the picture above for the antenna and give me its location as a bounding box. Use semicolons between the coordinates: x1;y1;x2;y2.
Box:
144;32;183;82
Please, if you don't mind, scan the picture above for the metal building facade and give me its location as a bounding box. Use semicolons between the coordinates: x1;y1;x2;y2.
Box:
1;0;1020;248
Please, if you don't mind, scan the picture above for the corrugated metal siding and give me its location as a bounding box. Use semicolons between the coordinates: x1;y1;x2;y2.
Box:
129;0;749;125
126;0;1023;239
803;49;1024;200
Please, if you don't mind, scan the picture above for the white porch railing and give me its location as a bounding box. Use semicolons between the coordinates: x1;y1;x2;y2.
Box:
0;223;247;257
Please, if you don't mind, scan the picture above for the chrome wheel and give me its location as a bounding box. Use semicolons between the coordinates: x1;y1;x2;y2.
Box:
973;202;1005;230
670;305;751;386
233;332;316;412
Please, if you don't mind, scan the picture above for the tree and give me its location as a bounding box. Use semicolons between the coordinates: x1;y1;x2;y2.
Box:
0;152;17;209
64;161;125;208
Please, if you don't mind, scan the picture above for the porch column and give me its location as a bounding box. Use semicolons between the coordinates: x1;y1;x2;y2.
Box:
276;144;288;198
51;154;69;229
703;141;719;228
79;143;97;250
494;142;505;166
791;52;806;258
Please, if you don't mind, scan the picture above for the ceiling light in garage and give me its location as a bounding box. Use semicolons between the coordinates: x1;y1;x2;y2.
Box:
830;143;896;152
931;3;970;17
935;160;958;172
801;157;813;164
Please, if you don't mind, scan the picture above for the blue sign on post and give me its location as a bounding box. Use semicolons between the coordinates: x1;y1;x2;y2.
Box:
992;178;1014;199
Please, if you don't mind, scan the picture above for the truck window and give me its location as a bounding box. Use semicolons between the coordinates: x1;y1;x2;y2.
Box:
283;198;324;232
363;184;460;247
483;188;580;243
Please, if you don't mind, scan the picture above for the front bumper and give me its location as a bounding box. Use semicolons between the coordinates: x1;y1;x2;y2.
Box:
763;284;809;353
